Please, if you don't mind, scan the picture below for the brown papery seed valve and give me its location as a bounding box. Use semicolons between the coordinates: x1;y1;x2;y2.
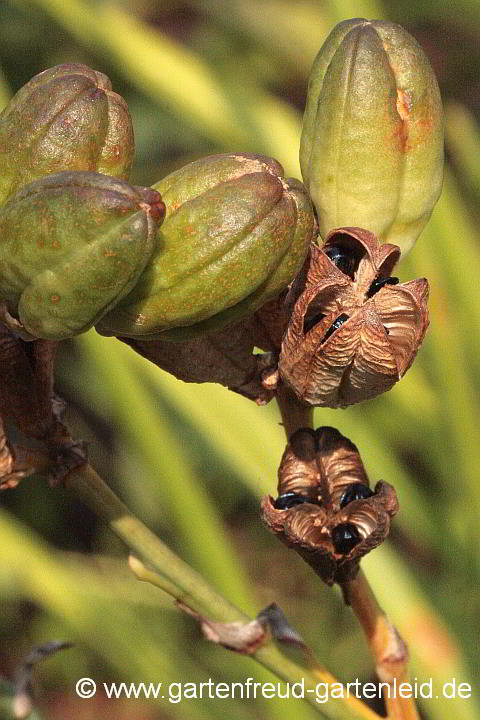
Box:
277;227;429;408
261;427;398;584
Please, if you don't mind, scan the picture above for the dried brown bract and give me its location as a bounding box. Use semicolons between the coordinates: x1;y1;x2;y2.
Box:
261;427;398;584
0;321;86;488
119;316;276;405
0;321;56;438
277;227;429;407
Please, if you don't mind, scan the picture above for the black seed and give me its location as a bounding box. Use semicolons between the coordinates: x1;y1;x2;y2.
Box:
274;492;311;510
340;483;374;508
325;246;356;278
303;312;325;334
367;276;399;298
331;523;362;554
321;313;349;344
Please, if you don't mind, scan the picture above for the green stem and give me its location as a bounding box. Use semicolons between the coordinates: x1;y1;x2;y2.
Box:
65;462;379;720
66;463;240;622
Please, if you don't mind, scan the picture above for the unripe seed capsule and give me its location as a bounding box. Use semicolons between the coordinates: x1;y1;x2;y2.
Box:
300;19;444;255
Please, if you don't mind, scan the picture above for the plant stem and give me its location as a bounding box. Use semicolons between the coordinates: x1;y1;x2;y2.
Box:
342;572;420;720
275;393;419;720
64;461;379;720
66;463;240;622
276;385;314;438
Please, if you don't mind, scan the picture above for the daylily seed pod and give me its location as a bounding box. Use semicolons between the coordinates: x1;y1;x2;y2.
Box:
278;227;429;408
0;64;134;205
261;427;398;585
0;171;165;340
300;18;444;254
97;153;315;340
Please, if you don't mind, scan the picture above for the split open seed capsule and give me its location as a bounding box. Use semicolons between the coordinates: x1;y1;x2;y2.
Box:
261;427;398;584
278;227;429;407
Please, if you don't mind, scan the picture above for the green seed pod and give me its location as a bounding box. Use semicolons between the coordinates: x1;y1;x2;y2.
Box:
0;171;165;340
0;64;134;205
96;153;315;340
300;19;444;255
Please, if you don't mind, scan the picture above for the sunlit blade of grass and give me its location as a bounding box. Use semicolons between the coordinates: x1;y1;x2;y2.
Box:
445;102;480;196
198;0;332;76
252;91;301;176
326;0;385;24
416;172;480;372
70;332;256;615
404;178;480;554
363;544;479;720
22;0;244;144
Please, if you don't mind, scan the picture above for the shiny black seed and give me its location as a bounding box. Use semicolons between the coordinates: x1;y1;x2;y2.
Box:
340;483;374;508
274;492;311;510
331;523;362;554
303;312;325;334
367;276;399;298
325;246;357;278
321;313;349;344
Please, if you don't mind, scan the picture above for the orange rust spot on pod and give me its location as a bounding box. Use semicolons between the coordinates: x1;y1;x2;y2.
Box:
390;89;412;153
50;295;60;304
396;89;413;121
104;249;117;257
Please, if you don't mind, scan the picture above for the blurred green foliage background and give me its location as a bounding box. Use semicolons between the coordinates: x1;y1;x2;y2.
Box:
1;1;480;719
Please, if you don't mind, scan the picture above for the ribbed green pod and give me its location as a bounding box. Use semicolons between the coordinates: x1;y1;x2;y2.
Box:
97;153;315;340
300;19;444;255
0;172;164;340
0;64;134;205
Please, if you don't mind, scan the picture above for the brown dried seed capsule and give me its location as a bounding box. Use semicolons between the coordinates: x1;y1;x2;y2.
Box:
261;427;398;584
277;227;429;408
